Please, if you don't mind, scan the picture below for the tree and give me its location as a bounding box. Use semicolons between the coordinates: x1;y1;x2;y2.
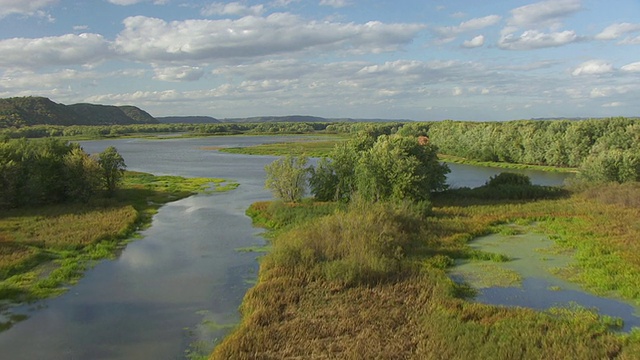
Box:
97;146;126;196
309;133;450;204
265;154;308;202
63;146;102;201
355;135;449;203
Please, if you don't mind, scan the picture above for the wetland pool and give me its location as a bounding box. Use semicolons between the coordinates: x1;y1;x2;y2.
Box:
449;227;640;331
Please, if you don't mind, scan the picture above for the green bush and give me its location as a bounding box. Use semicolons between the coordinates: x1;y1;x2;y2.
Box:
486;172;532;187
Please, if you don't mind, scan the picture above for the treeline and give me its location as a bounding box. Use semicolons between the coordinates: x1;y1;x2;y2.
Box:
0;122;345;139
426;117;640;183
0;139;125;209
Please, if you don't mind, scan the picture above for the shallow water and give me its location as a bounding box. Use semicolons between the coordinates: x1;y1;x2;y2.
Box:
0;135;572;359
450;228;640;331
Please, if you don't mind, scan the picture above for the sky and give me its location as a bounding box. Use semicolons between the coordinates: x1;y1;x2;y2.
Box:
0;0;639;121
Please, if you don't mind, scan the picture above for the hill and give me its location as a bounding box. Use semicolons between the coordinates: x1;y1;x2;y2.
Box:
0;96;159;128
0;97;83;127
156;116;220;124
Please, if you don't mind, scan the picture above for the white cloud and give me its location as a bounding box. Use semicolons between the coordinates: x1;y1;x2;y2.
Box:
462;35;484;48
153;66;205;81
434;15;501;41
107;0;168;5
602;101;623;107
319;0;351;8
270;0;299;7
595;22;640;40
571;60;614;76
499;30;579;50
201;2;265;17
621;61;640;72
0;69;98;90
619;35;640;45
0;33;112;69
499;0;583;50
0;0;57;18
507;0;582;30
114;15;425;62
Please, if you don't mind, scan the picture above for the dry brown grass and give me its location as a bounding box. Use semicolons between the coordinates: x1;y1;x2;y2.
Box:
212;184;640;359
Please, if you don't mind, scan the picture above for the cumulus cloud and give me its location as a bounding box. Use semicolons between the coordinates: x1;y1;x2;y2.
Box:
621;62;640;72
595;22;640;40
507;0;582;30
114;14;425;62
0;33;112;69
153;66;205;81
319;0;351;8
571;60;614;76
499;30;579;50
201;2;265;17
462;35;484;48
434;15;501;42
0;0;57;18
499;0;583;50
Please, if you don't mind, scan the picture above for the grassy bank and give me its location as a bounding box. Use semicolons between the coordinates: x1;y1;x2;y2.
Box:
218;136;347;157
211;183;640;359
0;172;238;328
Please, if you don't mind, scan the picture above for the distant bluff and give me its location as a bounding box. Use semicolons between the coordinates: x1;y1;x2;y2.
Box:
0;96;158;128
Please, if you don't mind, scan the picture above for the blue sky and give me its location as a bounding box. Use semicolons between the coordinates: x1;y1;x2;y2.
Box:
0;0;638;121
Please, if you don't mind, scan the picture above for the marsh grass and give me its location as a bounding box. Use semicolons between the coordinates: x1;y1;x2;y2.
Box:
212;183;640;359
0;171;236;308
219;137;346;157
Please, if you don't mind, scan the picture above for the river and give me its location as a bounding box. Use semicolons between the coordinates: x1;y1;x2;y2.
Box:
0;135;570;359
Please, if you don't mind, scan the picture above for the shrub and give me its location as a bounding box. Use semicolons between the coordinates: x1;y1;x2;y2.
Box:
485;172;532;187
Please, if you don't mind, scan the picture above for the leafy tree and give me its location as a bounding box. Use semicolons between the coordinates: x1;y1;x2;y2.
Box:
265;154;308;202
63;146;102;201
309;133;449;204
97;146;126;196
355;135;449;203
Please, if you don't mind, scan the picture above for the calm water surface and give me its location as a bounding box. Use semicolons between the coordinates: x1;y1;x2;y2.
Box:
0;136;571;359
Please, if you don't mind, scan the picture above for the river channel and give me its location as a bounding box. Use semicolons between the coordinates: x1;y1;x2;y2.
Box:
0;135;571;359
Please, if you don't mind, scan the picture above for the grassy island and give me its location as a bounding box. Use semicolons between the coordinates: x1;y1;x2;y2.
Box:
211;184;640;359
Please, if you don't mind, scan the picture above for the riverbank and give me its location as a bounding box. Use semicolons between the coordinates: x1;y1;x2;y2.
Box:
211;183;640;358
0;171;237;331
